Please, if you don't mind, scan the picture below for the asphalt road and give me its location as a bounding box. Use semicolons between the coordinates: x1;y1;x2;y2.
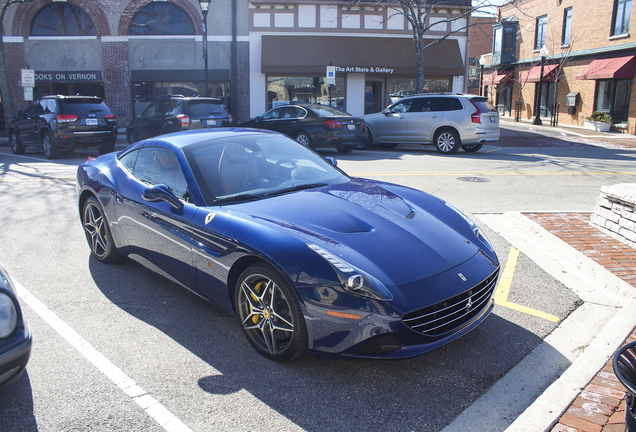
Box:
0;123;635;432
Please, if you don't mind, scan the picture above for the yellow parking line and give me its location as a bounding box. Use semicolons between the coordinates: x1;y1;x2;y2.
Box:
494;246;560;323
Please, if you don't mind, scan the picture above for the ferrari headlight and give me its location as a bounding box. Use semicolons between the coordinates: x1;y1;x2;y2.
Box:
307;244;394;301
0;293;18;339
445;202;495;252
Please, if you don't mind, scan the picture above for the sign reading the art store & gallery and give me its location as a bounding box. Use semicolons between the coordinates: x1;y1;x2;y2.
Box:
333;66;395;74
35;71;102;83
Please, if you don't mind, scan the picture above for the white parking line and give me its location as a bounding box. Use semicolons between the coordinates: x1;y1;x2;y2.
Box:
12;278;193;432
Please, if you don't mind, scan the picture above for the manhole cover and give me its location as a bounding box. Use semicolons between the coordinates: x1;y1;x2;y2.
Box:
457;177;490;183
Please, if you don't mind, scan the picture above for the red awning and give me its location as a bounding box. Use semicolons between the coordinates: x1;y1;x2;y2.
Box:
483;71;513;85
575;55;636;80
522;64;560;82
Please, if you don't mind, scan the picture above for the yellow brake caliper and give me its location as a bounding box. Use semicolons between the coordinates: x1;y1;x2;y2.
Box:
251;281;265;324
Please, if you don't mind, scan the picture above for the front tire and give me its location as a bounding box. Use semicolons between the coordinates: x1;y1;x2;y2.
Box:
42;131;60;159
82;197;122;263
356;132;373;150
295;132;313;149
9;131;25;155
434;129;460;154
235;264;308;362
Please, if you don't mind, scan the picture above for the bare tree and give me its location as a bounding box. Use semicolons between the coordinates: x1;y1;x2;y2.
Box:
353;0;516;93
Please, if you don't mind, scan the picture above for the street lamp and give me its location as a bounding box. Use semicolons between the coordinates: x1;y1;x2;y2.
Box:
479;56;486;97
199;0;210;97
532;45;549;125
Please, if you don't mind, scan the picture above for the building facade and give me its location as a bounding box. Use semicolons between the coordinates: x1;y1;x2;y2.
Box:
1;0;472;130
484;0;636;133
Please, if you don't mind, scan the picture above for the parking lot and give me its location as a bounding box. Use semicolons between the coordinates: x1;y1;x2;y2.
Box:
1;122;636;431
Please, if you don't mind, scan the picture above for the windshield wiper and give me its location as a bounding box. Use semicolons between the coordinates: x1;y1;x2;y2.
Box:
265;183;328;197
212;193;264;205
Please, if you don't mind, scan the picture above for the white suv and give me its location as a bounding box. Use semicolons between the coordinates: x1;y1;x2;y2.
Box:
362;93;500;154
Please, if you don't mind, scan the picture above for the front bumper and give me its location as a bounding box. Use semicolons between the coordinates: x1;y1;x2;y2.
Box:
301;251;500;359
0;324;32;388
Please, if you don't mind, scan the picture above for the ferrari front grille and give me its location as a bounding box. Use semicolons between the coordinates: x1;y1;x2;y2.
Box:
402;269;499;336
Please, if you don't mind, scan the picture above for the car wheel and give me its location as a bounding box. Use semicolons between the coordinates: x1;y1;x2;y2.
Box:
235;264;308;362
461;144;483;153
434;129;460;154
98;143;115;155
295;132;313;149
126;130;134;144
356;132;373;150
82;196;122;263
41;131;60;159
9;130;25;155
336;144;353;153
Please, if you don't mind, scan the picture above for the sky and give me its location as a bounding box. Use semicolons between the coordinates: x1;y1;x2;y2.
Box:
472;0;508;17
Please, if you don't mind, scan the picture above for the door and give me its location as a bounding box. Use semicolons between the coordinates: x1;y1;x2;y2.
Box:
365;81;383;114
17;101;44;144
405;97;443;144
370;98;413;143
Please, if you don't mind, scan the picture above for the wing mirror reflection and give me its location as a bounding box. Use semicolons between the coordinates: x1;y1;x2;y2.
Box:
324;156;337;167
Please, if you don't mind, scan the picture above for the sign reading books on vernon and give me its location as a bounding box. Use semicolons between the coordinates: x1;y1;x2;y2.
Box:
34;71;102;83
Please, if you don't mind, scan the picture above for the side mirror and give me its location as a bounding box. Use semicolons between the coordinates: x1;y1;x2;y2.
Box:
324;156;337;167
254;116;262;122
382;108;391;116
142;184;183;210
137;113;142;119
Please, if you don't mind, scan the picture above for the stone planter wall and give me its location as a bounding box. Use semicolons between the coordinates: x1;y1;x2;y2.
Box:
590;184;636;249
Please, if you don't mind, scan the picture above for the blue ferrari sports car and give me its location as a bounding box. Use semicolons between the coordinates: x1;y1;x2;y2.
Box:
76;128;499;361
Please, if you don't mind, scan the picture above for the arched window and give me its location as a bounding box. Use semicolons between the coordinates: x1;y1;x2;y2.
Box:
31;4;95;36
130;3;194;35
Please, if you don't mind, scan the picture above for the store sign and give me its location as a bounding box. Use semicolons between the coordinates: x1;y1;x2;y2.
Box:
35;71;102;83
333;66;395;74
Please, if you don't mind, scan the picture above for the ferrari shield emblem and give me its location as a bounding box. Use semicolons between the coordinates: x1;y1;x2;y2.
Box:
205;212;216;225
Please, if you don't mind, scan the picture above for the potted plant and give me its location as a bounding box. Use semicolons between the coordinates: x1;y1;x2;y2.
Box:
584;112;612;132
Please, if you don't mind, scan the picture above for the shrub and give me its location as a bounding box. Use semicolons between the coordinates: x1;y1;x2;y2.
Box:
585;111;612;123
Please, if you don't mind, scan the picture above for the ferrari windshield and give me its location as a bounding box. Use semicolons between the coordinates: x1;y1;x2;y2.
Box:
183;133;350;205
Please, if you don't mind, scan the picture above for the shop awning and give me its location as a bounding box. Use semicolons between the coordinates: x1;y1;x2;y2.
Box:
575;55;636;80
261;36;465;76
522;64;560;82
483;70;513;85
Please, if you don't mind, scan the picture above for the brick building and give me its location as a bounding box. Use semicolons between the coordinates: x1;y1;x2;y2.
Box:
467;16;495;95
1;0;473;130
483;0;636;133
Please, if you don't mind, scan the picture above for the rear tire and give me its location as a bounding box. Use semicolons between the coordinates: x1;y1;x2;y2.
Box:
42;131;60;159
336;144;353;153
295;132;313;149
434;129;460;154
9;131;25;155
356;131;373;150
461;144;483;153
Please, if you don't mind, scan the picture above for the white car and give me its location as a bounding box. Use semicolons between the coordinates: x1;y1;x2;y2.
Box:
363;93;500;154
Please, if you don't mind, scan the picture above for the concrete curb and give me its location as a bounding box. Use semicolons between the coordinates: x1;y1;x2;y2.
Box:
441;212;636;432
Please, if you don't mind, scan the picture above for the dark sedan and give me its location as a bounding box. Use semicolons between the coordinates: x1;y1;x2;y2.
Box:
240;104;367;153
0;265;32;388
77;128;499;362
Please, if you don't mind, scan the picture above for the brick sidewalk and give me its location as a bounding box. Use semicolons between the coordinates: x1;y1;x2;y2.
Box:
525;213;636;432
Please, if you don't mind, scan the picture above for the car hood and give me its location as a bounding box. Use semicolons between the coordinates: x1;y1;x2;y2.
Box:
227;179;480;286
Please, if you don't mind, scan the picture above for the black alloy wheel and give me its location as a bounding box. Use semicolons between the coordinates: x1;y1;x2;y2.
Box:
336;144;353;153
235;264;308;362
434;129;461;154
82;197;122;263
356;131;373;150
9;131;25;155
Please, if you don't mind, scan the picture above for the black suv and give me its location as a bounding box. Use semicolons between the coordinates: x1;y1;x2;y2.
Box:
126;96;232;144
9;95;118;159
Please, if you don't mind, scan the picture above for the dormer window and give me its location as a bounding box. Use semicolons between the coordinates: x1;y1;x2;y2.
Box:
492;19;517;64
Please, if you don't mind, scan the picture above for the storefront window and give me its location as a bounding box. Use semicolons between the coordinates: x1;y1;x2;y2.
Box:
266;76;345;110
132;81;231;117
595;79;632;124
388;77;451;104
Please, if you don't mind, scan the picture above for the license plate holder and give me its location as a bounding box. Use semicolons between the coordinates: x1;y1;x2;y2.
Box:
204;120;217;127
490;117;496;123
347;124;356;131
86;118;98;125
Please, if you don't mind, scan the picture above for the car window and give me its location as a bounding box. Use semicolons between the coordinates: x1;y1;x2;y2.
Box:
261;107;284;120
390;100;412;113
119;149;139;174
470;97;498;112
281;107;300;118
439;98;463;111
186;101;227;117
59;98;111;116
309;105;350;117
132;147;189;199
141;101;165;119
27;101;44;115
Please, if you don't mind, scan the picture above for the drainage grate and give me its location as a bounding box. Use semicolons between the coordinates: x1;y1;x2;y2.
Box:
457;177;490;183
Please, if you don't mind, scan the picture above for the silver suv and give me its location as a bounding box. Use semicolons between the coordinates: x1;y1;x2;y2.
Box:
362;93;500;154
